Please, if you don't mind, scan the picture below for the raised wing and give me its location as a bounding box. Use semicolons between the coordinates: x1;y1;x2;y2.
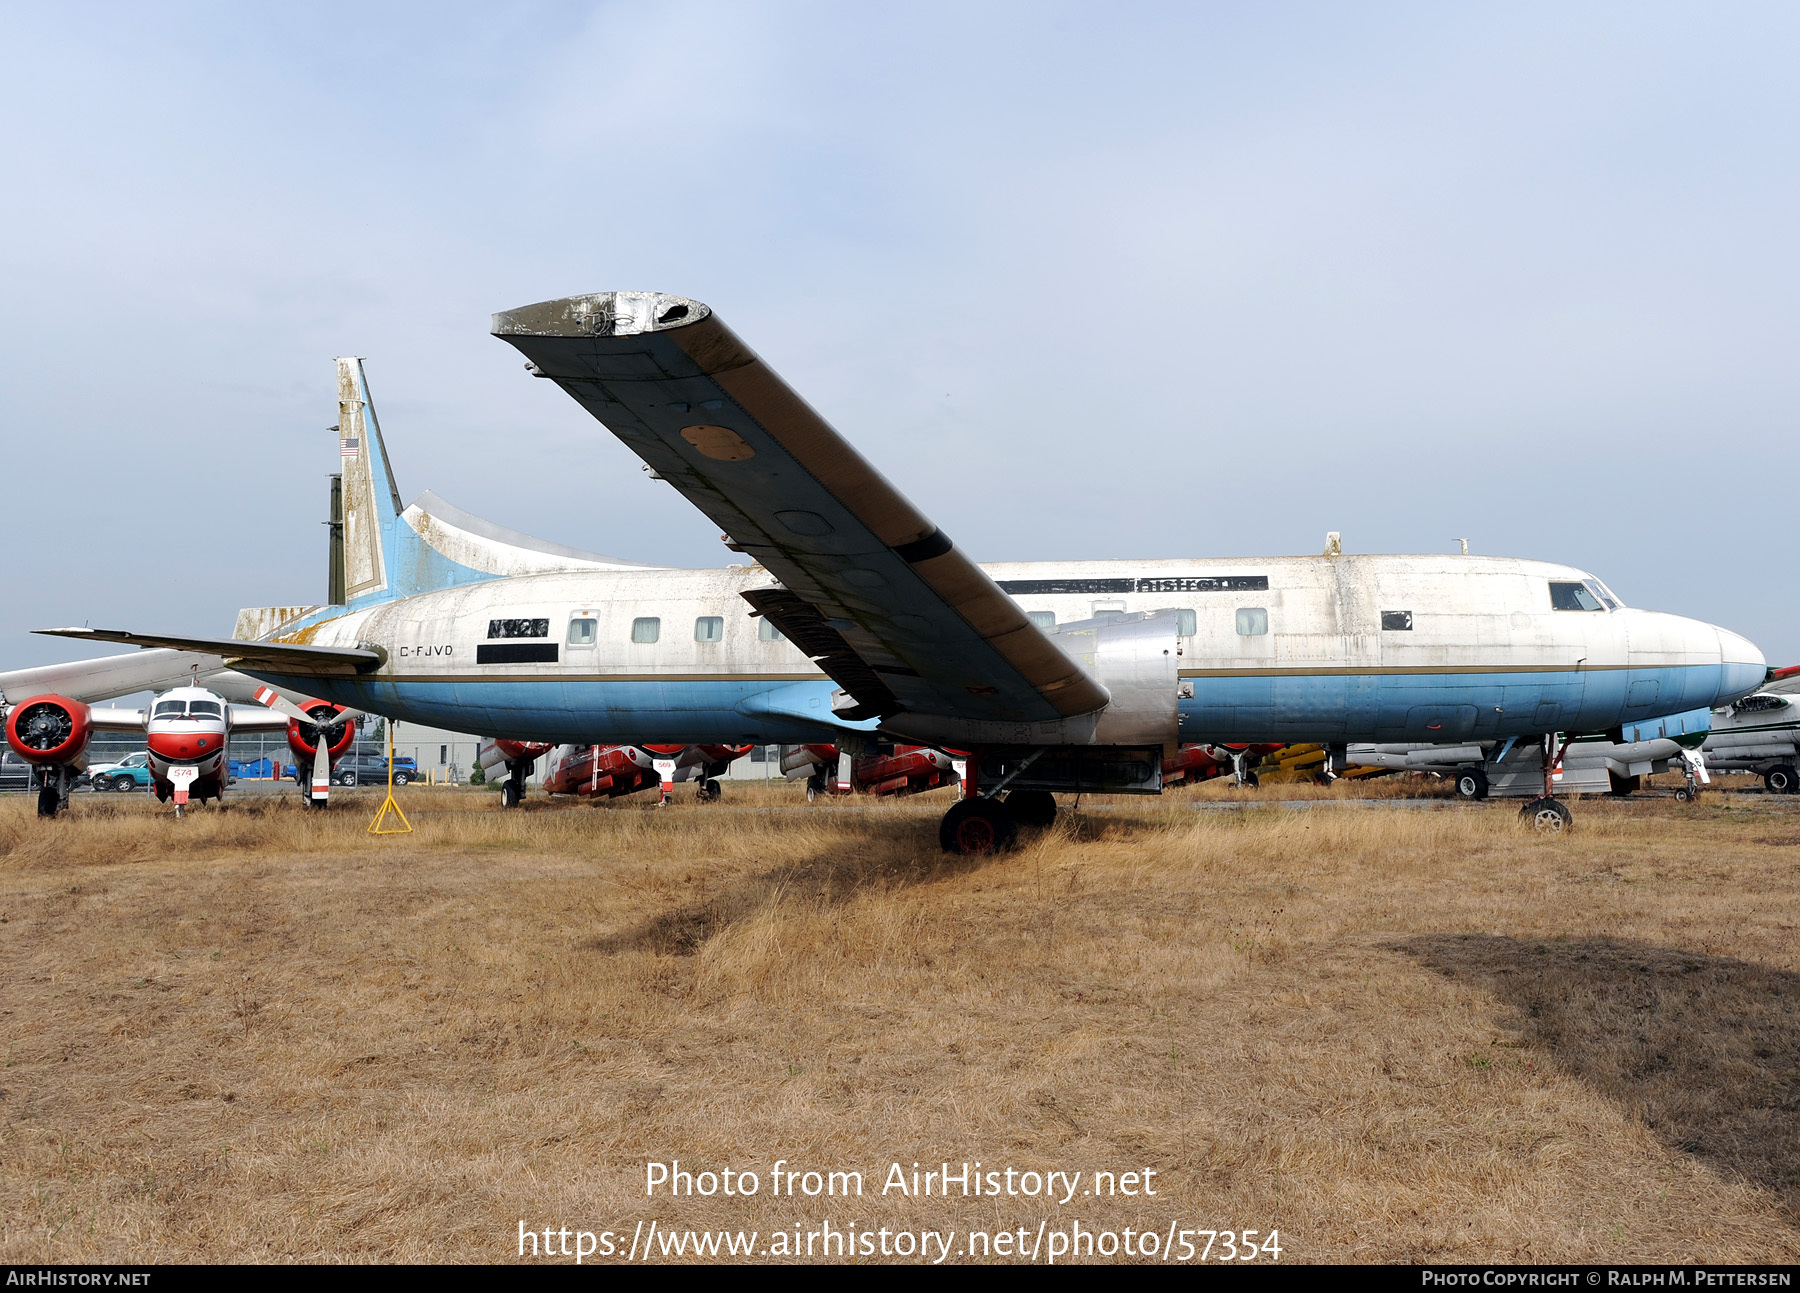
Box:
35;629;382;677
493;292;1108;726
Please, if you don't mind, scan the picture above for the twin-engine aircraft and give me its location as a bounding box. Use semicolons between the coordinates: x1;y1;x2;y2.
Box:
0;650;359;815
42;293;1768;848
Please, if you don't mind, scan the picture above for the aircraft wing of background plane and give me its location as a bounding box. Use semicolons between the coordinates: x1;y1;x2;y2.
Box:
0;647;231;706
35;629;383;677
493;292;1109;726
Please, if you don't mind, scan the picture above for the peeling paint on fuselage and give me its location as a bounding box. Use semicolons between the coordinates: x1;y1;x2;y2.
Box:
237;553;1766;749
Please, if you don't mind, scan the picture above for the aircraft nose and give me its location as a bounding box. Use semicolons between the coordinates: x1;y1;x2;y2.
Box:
1716;626;1767;703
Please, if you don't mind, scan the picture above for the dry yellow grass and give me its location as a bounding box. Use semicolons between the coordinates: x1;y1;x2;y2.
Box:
1;779;1797;1263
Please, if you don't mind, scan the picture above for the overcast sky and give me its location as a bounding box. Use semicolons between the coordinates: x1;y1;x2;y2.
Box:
4;2;1797;668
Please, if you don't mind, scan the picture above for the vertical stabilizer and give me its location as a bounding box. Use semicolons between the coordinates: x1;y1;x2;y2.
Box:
335;357;402;601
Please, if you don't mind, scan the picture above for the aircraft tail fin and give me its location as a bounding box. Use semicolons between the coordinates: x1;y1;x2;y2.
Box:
335;357;404;602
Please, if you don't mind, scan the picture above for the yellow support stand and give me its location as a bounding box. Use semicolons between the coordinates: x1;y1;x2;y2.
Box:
368;725;413;835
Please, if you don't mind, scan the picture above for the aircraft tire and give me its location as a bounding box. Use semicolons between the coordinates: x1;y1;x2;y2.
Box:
1242;769;1261;790
697;778;722;802
805;772;826;802
1765;764;1798;795
1520;796;1571;833
1456;768;1489;800
939;798;1017;855
1674;784;1698;803
1005;788;1057;828
36;784;60;818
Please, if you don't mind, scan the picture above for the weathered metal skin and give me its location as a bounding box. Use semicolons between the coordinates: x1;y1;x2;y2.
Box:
51;306;1764;764
237;550;1765;750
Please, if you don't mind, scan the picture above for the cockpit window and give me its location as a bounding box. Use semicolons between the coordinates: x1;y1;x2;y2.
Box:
1734;694;1791;713
1583;579;1620;611
1549;581;1605;612
152;701;186;718
187;700;222;718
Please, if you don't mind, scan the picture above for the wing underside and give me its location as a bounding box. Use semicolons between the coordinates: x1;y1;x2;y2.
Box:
493;292;1108;727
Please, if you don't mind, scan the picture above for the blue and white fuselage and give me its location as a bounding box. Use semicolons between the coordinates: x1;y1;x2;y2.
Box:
244;552;1764;749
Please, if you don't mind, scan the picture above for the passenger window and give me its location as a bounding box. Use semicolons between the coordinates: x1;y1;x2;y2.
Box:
758;618;784;643
567;617;597;646
1381;611;1413;631
1549;581;1604;612
1026;610;1056;630
1175;609;1196;637
1236;607;1268;636
488;618;550;638
694;616;724;643
630;617;661;644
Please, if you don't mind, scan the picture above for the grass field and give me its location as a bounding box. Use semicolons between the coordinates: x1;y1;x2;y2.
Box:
1;777;1796;1263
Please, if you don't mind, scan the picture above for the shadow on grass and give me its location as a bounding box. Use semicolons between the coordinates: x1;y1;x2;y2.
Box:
1395;934;1800;1211
589;818;1009;956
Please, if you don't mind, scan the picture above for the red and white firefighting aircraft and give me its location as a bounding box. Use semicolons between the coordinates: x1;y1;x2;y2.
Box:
1161;743;1287;789
0;648;361;816
480;739;754;806
780;743;962;801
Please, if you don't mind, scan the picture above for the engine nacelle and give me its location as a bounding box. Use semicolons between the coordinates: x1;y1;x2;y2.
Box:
5;695;93;766
479;737;554;780
285;700;357;765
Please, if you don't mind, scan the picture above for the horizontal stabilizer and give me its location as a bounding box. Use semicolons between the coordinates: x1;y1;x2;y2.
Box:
35;629;383;676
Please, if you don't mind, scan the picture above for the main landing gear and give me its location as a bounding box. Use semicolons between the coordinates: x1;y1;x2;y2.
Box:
1520;732;1574;833
499;760;528;809
938;753;1056;855
34;767;72;819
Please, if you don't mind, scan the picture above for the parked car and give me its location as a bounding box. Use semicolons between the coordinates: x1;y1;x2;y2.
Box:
1;751;35;792
88;751;152;792
332;751;415;787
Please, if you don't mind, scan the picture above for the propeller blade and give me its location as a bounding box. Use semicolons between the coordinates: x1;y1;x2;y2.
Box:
253;684;365;728
251;685;311;723
311;733;331;803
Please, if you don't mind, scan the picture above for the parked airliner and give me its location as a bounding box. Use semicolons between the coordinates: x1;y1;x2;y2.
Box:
43;296;1767;849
